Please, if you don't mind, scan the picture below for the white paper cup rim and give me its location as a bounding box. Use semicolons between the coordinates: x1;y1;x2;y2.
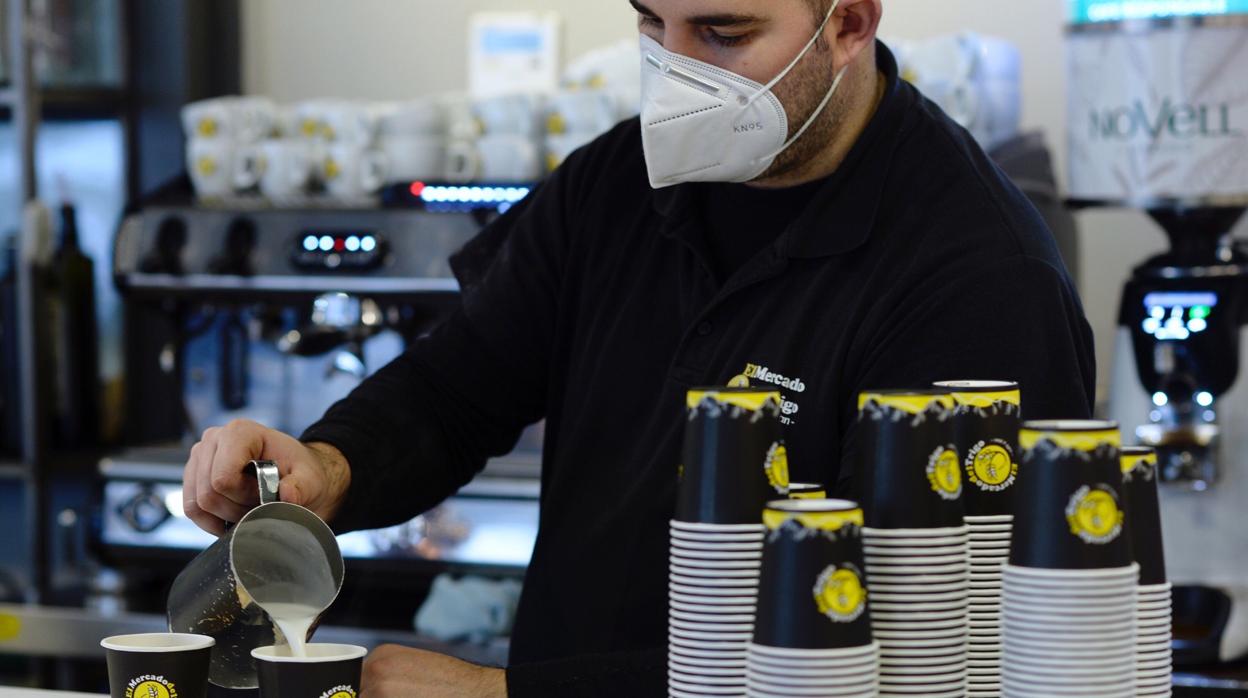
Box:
251;643;367;663
101;633;215;653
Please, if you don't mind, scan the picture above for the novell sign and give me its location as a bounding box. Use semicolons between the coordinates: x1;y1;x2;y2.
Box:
1066;22;1248;204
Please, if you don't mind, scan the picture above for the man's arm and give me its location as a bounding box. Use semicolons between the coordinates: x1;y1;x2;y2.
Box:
300;169;575;533
181;150;578;535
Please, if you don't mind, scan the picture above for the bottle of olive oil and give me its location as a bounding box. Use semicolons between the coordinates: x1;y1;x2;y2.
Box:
48;203;100;448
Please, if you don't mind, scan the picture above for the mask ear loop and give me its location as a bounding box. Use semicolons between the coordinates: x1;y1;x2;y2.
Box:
752;62;850;165
743;0;842;109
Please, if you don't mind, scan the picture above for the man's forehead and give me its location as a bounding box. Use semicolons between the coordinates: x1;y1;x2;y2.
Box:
633;0;785;20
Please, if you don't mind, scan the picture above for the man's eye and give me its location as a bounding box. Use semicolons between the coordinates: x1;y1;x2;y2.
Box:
706;30;749;47
638;15;663;28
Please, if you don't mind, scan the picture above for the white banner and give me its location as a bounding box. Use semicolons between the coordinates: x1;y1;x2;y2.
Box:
1066;23;1248;203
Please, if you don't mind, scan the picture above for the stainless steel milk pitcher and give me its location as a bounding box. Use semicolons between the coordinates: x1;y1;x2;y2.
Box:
167;460;345;688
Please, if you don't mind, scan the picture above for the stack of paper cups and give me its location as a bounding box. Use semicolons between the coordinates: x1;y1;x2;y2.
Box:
1003;420;1137;697
855;390;969;697
669;388;788;698
935;379;1022;695
1122;446;1172;697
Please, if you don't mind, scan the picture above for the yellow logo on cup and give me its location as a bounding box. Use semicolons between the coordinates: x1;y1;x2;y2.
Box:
319;687;357;698
926;446;962;500
1065;485;1124;544
324;158;342;180
813;564;867;623
764;442;790;493
546;113;568;135
196;118;219;138
125;675;177;698
967;441;1018;492
195;156;217;177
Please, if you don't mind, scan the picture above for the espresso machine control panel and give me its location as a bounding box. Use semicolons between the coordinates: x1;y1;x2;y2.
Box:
291;231;388;272
115;207;482;298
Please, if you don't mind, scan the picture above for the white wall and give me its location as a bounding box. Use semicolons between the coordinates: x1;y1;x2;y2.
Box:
242;0;636;100
242;0;1246;406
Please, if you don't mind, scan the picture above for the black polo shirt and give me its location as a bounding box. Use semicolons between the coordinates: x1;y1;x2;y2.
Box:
303;42;1095;697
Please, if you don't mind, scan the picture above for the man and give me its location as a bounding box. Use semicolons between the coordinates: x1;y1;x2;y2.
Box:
182;0;1095;695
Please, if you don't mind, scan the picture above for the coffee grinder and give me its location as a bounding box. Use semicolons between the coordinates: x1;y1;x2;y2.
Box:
1065;3;1248;665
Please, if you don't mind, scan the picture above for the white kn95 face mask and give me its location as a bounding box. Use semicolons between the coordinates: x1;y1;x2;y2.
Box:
638;0;848;188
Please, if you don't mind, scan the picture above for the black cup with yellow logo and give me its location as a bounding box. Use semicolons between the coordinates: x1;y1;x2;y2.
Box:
252;644;365;698
1121;446;1167;585
753;499;873;650
853;389;962;529
934;380;1022;517
1011;420;1131;570
100;633;213;698
677;388;787;524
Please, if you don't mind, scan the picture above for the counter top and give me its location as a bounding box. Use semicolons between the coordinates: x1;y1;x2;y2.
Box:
0;689;104;697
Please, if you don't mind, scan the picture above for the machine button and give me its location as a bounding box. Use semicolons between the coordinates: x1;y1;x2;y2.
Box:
118;487;172;534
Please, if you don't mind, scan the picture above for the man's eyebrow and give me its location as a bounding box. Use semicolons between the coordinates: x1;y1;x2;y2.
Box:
629;0;763;26
629;0;659;17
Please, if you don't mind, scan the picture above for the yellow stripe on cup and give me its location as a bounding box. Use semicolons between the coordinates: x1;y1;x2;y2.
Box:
1019;426;1121;452
763;507;863;532
790;489;827;500
687;389;781;412
1121;448;1158;475
948;389;1021;408
857;391;954;414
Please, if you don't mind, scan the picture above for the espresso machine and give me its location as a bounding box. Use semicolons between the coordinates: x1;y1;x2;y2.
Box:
1066;3;1248;667
98;188;542;647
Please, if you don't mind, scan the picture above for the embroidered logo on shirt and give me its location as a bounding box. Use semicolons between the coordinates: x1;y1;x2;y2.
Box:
730;362;805;425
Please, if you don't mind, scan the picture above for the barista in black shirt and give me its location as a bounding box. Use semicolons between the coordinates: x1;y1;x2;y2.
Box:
180;1;1095;696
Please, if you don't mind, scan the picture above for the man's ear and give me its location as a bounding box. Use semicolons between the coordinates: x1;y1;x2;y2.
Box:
830;0;882;70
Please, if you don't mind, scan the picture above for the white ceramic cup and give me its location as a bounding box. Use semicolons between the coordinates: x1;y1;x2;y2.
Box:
320;101;381;144
545;89;618;135
380;136;446;183
380;98;447;137
322;143;387;202
446;135;542;183
246;139;315;203
187;138;244;199
474;93;544;137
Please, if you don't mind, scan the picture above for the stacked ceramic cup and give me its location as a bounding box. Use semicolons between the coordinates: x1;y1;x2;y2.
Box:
669;388;789;698
935;379;1022;695
748;499;879;698
1003;420;1138;698
1122;446;1172;697
853;390;968;697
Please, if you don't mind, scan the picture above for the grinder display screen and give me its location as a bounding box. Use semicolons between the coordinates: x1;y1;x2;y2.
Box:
1069;0;1248;23
1141;291;1217;341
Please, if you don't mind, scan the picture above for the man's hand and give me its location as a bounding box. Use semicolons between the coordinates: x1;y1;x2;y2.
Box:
362;645;506;698
182;418;351;535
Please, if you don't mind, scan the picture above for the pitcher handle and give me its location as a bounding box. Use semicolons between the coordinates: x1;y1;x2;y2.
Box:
250;460;281;505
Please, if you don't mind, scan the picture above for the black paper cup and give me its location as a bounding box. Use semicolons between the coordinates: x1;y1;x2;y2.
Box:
678;388;787;524
753;499;872;650
934;380;1022;517
1121;446;1168;585
1010;420;1131;570
252;644;366;698
853;390;963;528
101;633;214;698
